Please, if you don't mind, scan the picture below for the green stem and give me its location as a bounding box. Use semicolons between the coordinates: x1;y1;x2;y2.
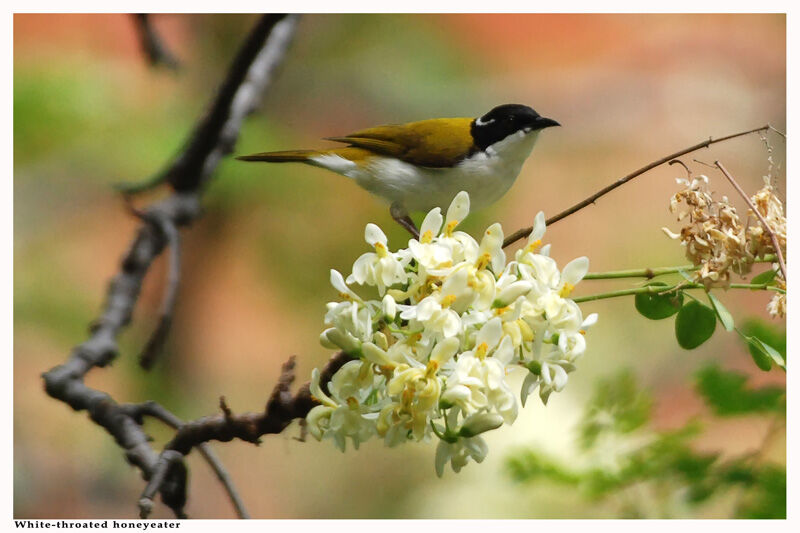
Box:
583;255;777;280
573;281;784;304
583;264;697;280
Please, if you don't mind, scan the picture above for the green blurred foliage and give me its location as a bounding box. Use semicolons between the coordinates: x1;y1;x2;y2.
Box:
507;361;786;518
696;364;785;417
579;370;652;450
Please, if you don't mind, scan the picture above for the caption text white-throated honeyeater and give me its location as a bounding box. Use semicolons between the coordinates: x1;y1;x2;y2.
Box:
237;104;559;235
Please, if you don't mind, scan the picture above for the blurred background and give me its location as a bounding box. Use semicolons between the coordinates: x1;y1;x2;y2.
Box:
14;14;785;518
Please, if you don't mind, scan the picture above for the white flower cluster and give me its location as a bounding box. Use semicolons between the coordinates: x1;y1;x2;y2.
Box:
307;192;596;476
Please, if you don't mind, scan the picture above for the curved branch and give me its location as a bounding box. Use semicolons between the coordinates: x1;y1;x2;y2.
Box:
120;14;299;193
122;401;250;519
133;209;182;370
503;125;771;248
133;14;180;70
138;352;352;518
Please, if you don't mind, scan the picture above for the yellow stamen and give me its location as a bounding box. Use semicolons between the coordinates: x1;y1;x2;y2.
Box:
425;360;439;378
475;342;489;360
524;239;542;254
475;252;491;270
559;282;575;297
374;241;388;258
338;292;352;301
444;220;458;237
579;329;586;335
420;230;434;244
401;388;413;408
441;294;457;308
346;397;359;409
519;320;534;342
408;332;422;347
494;306;511;316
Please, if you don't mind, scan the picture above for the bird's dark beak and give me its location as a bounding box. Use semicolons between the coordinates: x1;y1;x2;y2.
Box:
533;116;560;130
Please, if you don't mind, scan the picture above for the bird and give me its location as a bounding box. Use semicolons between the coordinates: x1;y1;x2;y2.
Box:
237;104;559;236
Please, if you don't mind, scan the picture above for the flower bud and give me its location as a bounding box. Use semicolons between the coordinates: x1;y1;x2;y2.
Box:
362;342;395;367
502;321;522;347
319;328;338;349
382;294;396;321
372;331;389;351
493;281;533;308
458;412;504;438
324;328;362;355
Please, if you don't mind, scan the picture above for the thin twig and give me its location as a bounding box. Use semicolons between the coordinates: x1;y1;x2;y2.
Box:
136;352;351;518
714;161;787;282
503;125;771;248
135;211;182;370
572;281;783;304
164;352;352;456
133;14;180;70
768;124;786;139
123;401;250;519
139;451;187;518
583;255;776;280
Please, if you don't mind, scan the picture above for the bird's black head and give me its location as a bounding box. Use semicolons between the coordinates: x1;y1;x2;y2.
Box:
471;104;560;151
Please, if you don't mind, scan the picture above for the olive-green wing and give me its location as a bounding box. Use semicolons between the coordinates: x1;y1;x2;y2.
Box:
326;117;476;168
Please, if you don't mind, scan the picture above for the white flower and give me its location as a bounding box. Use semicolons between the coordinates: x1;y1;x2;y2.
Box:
435;435;489;477
767;291;786;318
515;211;547;263
441;318;518;423
347;224;410;295
400;267;476;339
306;364;380;451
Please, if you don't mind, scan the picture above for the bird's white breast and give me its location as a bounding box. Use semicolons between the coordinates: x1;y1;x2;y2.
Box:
315;130;540;213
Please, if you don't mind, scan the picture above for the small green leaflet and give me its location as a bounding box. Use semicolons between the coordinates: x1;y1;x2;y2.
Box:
750;269;778;287
635;282;684;320
675;300;717;349
746;336;786;372
706;292;734;331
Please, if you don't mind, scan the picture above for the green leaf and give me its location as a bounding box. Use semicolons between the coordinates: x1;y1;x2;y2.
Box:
706;292;734;331
635;282;684;320
695;364;785;415
741;320;786;364
750;269;777;286
675;300;717;349
747;336;786;371
746;336;773;371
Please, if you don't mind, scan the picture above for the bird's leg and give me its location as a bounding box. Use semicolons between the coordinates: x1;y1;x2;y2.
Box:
390;202;419;239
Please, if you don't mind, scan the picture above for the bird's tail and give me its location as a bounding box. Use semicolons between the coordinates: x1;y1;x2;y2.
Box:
236;150;320;163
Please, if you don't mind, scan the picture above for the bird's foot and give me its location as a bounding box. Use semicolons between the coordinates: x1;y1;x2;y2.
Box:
394;214;420;239
390;203;419;239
